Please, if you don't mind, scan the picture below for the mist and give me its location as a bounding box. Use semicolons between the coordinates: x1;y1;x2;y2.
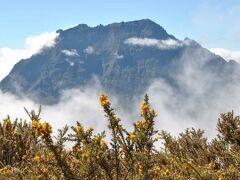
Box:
1;47;240;141
143;48;240;139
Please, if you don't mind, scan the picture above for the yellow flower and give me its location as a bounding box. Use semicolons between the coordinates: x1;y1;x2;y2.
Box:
12;129;17;136
40;133;45;138
42;123;52;134
100;94;110;107
93;136;99;141
218;175;223;180
0;165;11;175
81;152;89;160
154;167;161;173
142;119;149;126
32;119;39;128
141;102;149;114
32;120;52;138
33;155;41;162
42;167;48;173
137;163;143;175
3;118;11;127
129;132;136;140
163;169;170;176
72;146;81;153
207;161;215;169
134;121;142;127
100;139;107;147
76;127;83;133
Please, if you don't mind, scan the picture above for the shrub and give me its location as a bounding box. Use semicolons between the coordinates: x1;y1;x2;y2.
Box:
0;94;239;179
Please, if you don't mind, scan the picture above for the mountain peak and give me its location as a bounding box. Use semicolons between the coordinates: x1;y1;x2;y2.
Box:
2;19;235;105
108;19;158;26
130;18;159;25
76;23;89;29
59;19;175;42
105;19;165;31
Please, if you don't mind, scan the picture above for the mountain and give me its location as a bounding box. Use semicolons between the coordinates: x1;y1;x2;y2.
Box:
1;19;240;105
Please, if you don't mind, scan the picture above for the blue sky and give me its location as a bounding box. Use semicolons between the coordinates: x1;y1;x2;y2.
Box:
0;0;240;50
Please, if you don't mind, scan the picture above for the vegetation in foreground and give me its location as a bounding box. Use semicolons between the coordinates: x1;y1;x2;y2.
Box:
0;94;240;179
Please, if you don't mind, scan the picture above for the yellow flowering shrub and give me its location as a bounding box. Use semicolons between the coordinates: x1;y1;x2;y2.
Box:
0;94;239;179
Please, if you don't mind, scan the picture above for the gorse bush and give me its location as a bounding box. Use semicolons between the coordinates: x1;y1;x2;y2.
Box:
0;94;240;179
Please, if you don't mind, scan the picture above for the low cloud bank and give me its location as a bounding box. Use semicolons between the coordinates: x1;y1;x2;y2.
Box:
0;32;59;81
0;84;107;136
144;49;240;139
1;70;238;141
209;48;240;63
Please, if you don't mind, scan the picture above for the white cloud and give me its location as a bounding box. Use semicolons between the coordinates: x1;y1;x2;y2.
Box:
0;32;59;81
116;54;124;59
0;83;107;138
0;80;134;145
65;58;75;66
25;32;59;53
113;51;124;59
124;37;185;49
84;46;94;54
61;49;79;57
209;48;240;62
140;48;240;139
69;62;75;66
